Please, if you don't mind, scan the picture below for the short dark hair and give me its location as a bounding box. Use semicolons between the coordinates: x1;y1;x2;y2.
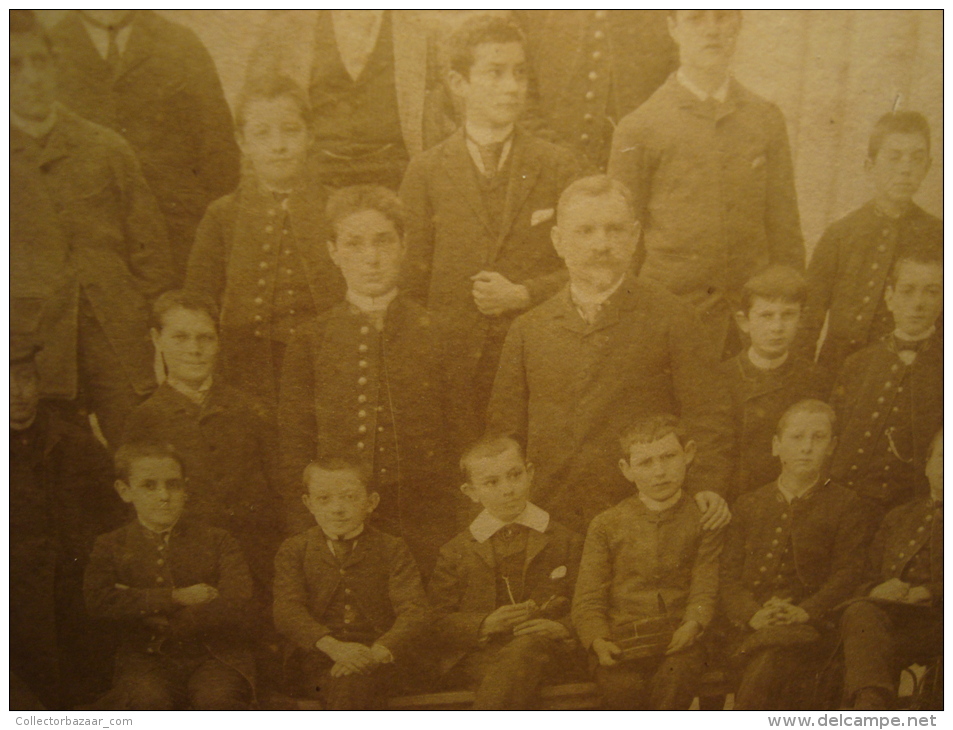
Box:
887;243;943;288
776;399;835;437
620;414;686;457
739;265;807;313
446;14;525;79
326;185;405;242
10;9;53;52
868;111;931;160
557;175;635;223
459;434;524;481
114;442;186;484
151;289;220;332
235;74;311;132
302;457;371;493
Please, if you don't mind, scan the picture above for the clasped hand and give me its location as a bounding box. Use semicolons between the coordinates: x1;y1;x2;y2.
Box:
748;597;810;630
471;271;530;316
480;600;569;641
317;636;392;677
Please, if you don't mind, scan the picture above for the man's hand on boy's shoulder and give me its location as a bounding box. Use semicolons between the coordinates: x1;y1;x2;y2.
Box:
512;618;570;641
666;620;701;655
591;638;623;667
694;491;731;530
471;271;531;316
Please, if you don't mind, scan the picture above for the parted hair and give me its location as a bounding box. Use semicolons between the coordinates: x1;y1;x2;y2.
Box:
326;185;405;242
114;442;187;484
739;265;808;313
556;175;635;222
459;434;525;481
446;13;525;79
619;414;687;457
868;111;931;160
302;456;372;493
235;74;312;131
887;243;943;288
151;289;219;332
775;399;835;437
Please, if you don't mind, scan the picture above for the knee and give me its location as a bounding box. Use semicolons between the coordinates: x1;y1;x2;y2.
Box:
119;679;175;711
842;600;886;629
190;675;250;711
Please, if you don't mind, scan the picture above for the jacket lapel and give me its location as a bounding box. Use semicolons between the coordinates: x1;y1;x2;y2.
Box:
440;131;494;238
522;528;552;585
59;12;113;82
470;534;496;570
492;131;542;260
113;14;153;84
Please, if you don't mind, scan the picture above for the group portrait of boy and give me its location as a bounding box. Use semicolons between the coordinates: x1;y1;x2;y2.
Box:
9;9;943;712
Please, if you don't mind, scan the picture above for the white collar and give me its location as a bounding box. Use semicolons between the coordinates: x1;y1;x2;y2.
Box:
167;375;213;405
638;489;684;513
346;288;398;314
469;502;550;544
11;105;58;140
570;274;626;309
677;68;730;104
746;347;789;371
777;474;819;504
80;14;135;60
322;523;364;543
895;326;936;344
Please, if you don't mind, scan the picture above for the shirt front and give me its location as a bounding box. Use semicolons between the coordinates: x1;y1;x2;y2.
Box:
80;15;134;60
469;501;550;543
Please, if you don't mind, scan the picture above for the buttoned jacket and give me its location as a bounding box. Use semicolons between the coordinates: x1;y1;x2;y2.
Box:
719;353;831;500
719;480;869;628
273;525;432;658
608;74;804;307
866;497;942;603
487;275;733;532
572;494;723;649
830;334;942;507
800;202;943;373
186;176;345;406
429;517;581;657
399;128;584;388
84;518;254;671
10;108;173;399
51;10;240;276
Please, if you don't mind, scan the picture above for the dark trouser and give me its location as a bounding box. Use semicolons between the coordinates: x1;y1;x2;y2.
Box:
842;599;942;704
299;651;398;710
458;634;559;710
108;649;251;710
77;298;148;447
734;643;826;711
595;642;706;710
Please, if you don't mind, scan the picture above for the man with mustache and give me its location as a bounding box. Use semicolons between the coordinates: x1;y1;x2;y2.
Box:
488;175;733;534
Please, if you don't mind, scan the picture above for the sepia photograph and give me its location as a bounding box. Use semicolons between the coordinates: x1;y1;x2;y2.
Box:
8;8;943;717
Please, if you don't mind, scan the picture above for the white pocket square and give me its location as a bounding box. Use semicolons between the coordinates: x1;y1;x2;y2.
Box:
531;208;555;227
550;565;567;580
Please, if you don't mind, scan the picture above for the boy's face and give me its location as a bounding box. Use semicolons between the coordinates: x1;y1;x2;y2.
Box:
619;432;695;503
116;456;187;532
450;42;527;129
867;132;930;207
10;32;56;121
328;209;404;298
151;307;219;388
926;436;942;503
461;445;533;523
10;361;40;430
552;192;639;293
238;95;311;189
884;261;942;338
736;297;801;360
772;411;835;481
303;468;379;539
668;10;741;73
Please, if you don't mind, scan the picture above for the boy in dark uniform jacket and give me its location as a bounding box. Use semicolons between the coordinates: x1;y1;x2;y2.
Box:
830;248;943;518
720;400;869;710
273;458;431;710
84;443;254;710
124;290;281;593
801;112;941;374
399;15;586;442
429;436;582;710
278;186;452;570
573;416;723;710
721;266;831;500
840;429;943;710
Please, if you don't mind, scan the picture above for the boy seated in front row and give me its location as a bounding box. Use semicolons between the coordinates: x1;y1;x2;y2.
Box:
719;400;870;710
273;458;431;710
84;443;254;710
840;428;943;710
429;435;582;709
829;246;943;521
721;265;831;500
572;416;724;710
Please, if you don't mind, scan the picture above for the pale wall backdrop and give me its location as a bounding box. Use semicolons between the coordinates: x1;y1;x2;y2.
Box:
37;9;943;257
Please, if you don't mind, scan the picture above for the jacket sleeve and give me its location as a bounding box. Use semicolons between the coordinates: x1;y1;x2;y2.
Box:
719;500;762;628
570;516;613;649
166;530;253;639
799;494;870;622
607;118;658;232
684;523;724;628
398;156;436;303
185;197;232;305
798;222;842;360
273;536;330;651
84;533;177;620
428;543;490;652
486;317;530;442
375;539;433;658
764;104;805;271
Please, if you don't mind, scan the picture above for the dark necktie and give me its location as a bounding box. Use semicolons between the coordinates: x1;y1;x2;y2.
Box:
478;141;505;179
497;523;525;542
331;538;354;562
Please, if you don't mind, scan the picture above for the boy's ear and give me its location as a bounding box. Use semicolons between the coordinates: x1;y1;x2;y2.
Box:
771;434;781;458
618;457;633;481
826;435;838;458
666;13;678;41
682;439;697;467
550;225;565;260
524;461;535;483
366;491;381;512
149;327;162;351
448;69;468;99
326;239;339;267
115;479;133;503
301;493;311;512
733;310;750;335
460;482;480;504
